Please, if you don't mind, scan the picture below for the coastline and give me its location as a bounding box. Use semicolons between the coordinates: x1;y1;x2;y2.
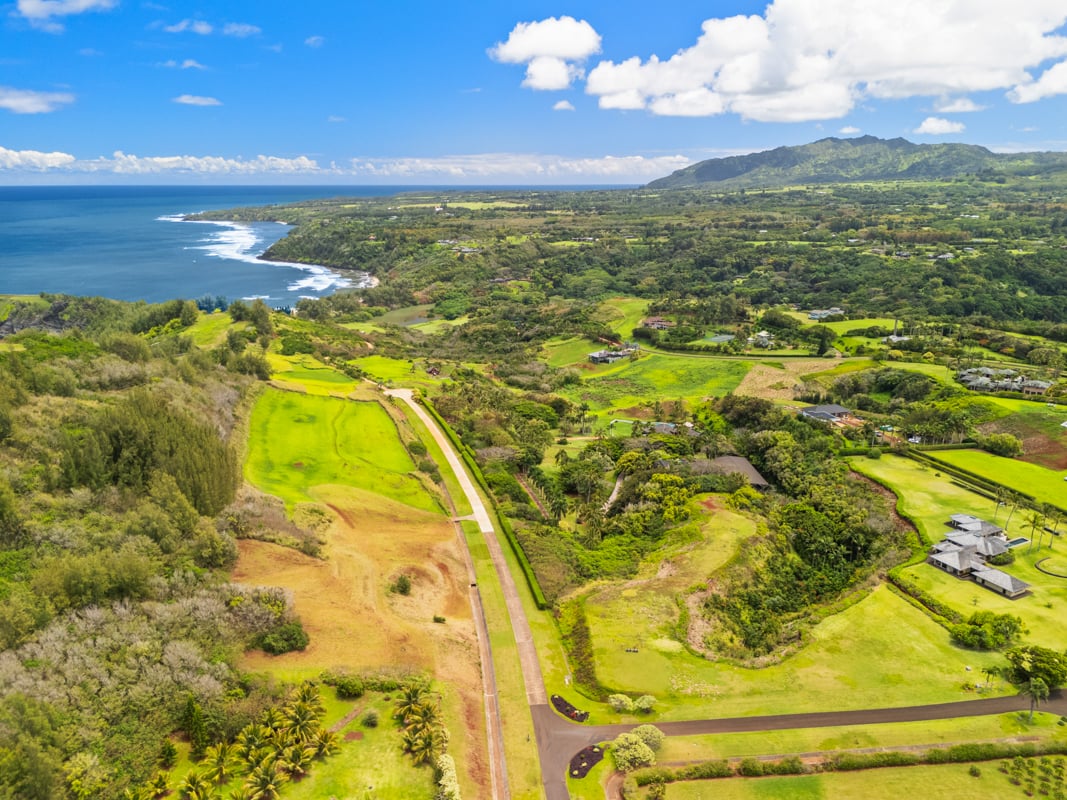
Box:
161;214;374;296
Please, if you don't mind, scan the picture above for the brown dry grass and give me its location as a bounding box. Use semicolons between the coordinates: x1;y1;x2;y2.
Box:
232;484;488;794
734;358;828;400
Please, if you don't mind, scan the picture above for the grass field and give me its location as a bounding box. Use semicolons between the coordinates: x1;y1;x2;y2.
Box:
569;493;1003;722
978;398;1067;470
602;297;649;339
238;388;488;796
925;448;1067;508
267;353;363;395
186;309;243;346
542;336;599;368
352;354;446;388
849;455;1067;650
244;389;436;513
660;762;1038;800
560;352;750;420
658;712;1065;763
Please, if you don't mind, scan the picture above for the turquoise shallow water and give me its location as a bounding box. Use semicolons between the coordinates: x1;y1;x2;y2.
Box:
0;185;392;304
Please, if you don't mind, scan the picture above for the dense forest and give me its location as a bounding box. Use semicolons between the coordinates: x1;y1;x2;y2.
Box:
0;296;309;800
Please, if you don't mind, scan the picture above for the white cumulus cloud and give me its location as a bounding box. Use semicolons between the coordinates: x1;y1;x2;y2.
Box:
223;23;260;38
16;0;116;31
490;16;601;91
840;125;861;134
0;144;76;169
934;97;985;113
497;2;1067;122
914;116;965;135
1010;60;1067;103
173;94;221;106
305;35;325;48
0;86;75;113
553;100;575;111
164;19;213;35
96;152;319;175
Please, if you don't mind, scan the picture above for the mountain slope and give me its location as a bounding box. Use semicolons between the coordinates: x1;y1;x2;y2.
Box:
647;135;1067;189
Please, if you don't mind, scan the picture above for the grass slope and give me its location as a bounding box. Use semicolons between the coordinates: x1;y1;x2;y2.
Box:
926;449;1067;508
245;388;435;513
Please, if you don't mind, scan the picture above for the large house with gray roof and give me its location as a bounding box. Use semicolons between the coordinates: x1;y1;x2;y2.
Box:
927;515;1030;598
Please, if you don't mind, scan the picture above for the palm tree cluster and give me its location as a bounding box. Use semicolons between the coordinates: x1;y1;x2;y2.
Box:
394;682;449;766
124;682;340;800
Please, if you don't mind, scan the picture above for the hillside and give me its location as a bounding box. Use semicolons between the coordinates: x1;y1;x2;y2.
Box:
647;135;1067;189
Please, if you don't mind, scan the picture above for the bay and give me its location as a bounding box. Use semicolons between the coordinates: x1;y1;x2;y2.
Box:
0;185;399;305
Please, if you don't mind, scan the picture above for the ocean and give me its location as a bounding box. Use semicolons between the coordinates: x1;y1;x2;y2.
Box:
0;185;403;306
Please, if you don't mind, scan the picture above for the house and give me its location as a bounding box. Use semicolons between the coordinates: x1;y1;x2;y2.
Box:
642;316;675;330
799;404;852;423
588;346;637;364
748;330;775;348
707;456;770;490
808;307;844;320
928;516;1030;598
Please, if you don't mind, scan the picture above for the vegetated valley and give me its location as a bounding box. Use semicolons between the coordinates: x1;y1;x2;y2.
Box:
4;155;1067;799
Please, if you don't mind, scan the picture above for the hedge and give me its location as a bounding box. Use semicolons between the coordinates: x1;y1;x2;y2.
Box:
420;397;550;610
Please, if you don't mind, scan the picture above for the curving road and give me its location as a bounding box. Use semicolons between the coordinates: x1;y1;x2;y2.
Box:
394;387;1064;800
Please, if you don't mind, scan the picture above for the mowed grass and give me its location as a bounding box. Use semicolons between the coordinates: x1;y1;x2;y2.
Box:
586;582;999;721
662;763;1030;800
658;712;1064;763
245;389;435;512
602;296;649;339
284;694;434;800
561;353;750;419
925;448;1067;508
267;353;362;395
543;336;600;368
849;455;1067;650
352;354;445;389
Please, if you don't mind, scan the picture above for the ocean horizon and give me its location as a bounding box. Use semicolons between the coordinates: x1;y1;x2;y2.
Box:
0;184;625;306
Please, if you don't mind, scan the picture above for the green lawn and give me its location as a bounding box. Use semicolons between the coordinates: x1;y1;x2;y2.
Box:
602;297;650;339
658;712;1064;763
267;353;362;395
560;352;750;419
849;454;1067;649
542;336;599;368
583;583;1000;722
352;354;446;388
661;763;1035;800
925;449;1067;508
244;389;436;513
283;694;434;800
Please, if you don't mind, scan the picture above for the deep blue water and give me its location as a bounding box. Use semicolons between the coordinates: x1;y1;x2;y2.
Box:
1;185;622;305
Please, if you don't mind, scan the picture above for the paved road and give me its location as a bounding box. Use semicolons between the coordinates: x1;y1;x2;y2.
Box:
392;387;1064;800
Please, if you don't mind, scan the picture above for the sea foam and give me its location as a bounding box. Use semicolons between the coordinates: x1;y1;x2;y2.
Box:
159;215;372;295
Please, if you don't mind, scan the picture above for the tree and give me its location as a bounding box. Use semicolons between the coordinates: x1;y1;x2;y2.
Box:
243;760;288;800
611;732;656;772
1025;677;1050;722
1006;645;1067;688
608;694;634;713
202;743;238;787
634;695;657;714
631;724;665;752
178;771;217;800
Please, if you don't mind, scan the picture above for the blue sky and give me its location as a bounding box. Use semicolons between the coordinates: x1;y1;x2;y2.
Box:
3;0;1067;184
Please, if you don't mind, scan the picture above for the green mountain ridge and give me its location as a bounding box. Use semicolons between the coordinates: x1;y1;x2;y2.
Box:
647;135;1067;189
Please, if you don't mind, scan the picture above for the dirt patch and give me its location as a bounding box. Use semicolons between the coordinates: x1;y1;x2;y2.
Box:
232;486;488;794
344;731;364;741
700;496;721;512
685;589;715;656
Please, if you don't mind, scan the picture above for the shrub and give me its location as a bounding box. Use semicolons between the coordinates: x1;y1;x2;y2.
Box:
632;725;664;753
335;676;365;700
392;574;412;595
433;615;446;624
609;694;635;713
361;710;378;728
738;758;765;777
256;620;309;655
612;733;656;772
634;695;657;714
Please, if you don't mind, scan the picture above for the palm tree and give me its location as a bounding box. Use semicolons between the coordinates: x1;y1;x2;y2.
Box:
122;787;154;800
291;682;325;717
260;708;287;735
202;742;238;788
234;725;270;767
283;701;320;743
992;486;1010;523
243;761;288;800
309;729;340;761
394;684;428;725
149;772;171;799
227;789;255;800
1025;676;1050;722
1027;511;1045;553
280;744;315;779
403;700;440;734
402;726;445;765
1004;493;1022;532
178;771;218;800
